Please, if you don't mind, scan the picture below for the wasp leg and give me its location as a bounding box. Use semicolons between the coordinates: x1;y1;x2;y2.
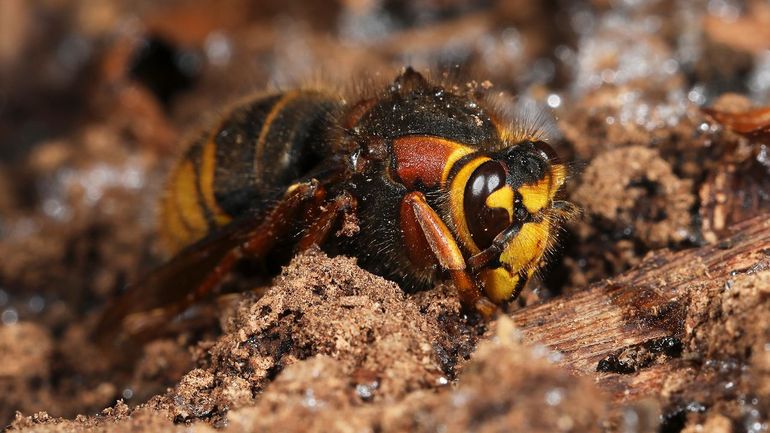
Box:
189;181;323;304
97;180;320;346
401;192;497;318
297;192;356;250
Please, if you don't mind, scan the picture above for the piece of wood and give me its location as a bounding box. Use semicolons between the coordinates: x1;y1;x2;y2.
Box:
511;214;770;402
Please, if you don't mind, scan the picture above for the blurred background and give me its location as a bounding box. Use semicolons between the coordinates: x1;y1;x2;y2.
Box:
1;0;769;162
0;0;769;426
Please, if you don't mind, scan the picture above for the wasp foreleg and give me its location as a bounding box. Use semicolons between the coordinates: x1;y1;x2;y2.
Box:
401;192;497;318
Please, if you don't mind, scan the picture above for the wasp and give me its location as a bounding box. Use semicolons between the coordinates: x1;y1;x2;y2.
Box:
95;68;571;345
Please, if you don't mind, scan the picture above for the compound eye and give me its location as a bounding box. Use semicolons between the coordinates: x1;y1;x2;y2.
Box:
532;140;559;163
463;161;511;250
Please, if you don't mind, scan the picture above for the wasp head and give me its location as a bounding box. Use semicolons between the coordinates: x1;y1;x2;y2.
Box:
450;140;571;303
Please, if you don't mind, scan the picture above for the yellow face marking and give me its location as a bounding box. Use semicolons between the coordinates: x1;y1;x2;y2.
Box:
517;163;566;214
499;219;551;273
199;139;232;226
485;185;514;221
449;156;491;254
481;267;520;303
476;162;565;303
518;177;552;214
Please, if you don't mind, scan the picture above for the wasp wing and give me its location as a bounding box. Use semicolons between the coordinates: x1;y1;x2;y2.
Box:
94;181;318;348
93;216;262;346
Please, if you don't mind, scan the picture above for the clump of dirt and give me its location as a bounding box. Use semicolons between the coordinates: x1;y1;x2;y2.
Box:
574;146;695;248
699;94;770;243
158;249;460;425
9;296;610;433
596;336;684;375
556;144;697;292
0;323;55;423
0;104;180;423
222;316;608;433
657;266;770;431
687;268;770;361
547;72;725;294
0;249;577;433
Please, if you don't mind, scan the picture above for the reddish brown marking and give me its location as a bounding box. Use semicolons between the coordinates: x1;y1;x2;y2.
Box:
400;195;438;269
393;136;461;188
297;193;356;251
407;192;466;271
450;270;496;318
301;186;328;232
402;192;487;313
194;182;319;301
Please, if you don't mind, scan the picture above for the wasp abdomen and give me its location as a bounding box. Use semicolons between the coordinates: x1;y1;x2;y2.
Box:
161;90;343;253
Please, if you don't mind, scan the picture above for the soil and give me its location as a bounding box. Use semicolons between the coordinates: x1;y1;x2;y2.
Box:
1;1;769;432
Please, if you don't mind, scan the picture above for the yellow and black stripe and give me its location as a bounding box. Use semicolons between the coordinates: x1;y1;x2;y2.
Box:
160;91;343;253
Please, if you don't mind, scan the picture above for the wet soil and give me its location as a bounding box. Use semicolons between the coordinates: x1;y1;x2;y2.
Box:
1;1;770;432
